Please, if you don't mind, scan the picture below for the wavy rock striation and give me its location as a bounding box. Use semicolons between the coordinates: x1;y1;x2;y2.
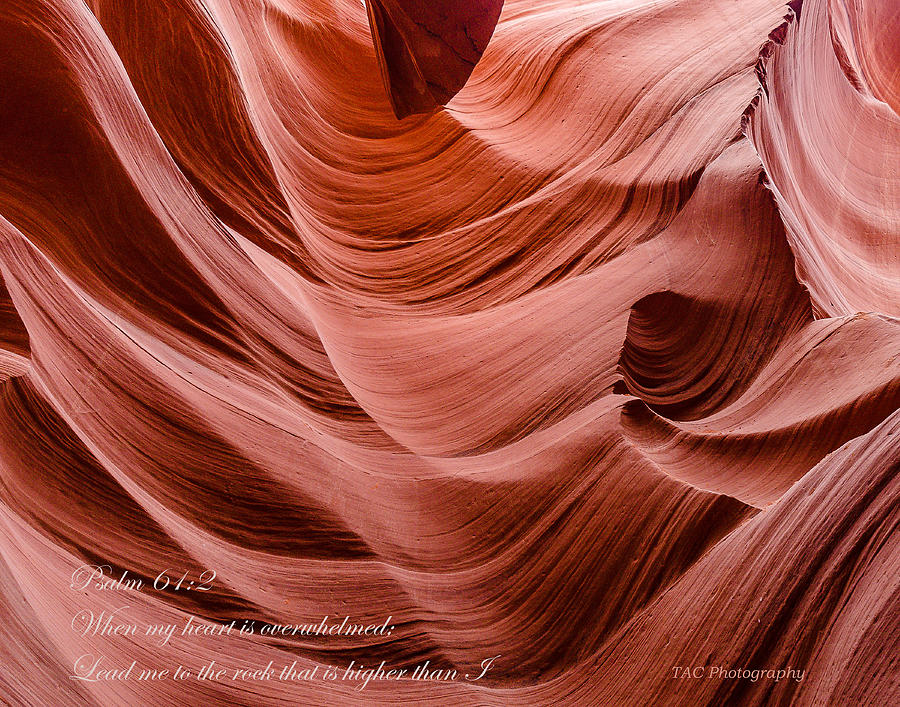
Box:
745;0;899;317
366;0;505;118
0;0;896;705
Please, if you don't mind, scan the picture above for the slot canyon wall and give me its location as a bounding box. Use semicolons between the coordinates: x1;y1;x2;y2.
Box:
0;0;897;704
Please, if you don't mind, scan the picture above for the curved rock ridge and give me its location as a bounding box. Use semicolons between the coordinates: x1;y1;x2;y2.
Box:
0;0;896;705
366;0;505;118
745;0;900;318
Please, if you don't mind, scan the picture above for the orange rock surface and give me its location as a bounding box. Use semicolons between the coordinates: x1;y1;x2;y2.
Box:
0;0;896;704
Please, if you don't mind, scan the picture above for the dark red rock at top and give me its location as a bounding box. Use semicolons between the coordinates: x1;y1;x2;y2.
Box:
365;0;504;118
